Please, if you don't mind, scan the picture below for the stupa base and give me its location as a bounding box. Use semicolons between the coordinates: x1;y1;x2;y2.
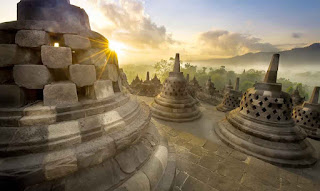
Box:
216;104;234;112
215;111;317;168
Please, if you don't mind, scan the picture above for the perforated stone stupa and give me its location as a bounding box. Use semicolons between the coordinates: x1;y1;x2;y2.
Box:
151;53;201;122
217;77;242;112
215;54;317;167
0;0;175;190
293;87;320;140
196;78;221;106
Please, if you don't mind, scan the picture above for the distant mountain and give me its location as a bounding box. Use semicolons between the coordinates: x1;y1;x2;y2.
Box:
195;43;320;68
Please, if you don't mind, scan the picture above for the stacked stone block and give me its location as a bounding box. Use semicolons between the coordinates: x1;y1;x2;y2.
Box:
215;54;317;167
0;1;175;190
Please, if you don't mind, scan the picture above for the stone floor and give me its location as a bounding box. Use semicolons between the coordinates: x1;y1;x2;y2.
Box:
135;95;320;191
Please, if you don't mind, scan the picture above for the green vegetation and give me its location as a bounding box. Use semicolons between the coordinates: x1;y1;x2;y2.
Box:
122;60;313;99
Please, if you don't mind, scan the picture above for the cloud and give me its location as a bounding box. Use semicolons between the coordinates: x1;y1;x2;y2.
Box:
71;0;175;49
291;32;303;39
198;30;279;57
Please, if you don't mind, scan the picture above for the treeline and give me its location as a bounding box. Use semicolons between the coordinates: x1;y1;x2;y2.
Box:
123;59;312;99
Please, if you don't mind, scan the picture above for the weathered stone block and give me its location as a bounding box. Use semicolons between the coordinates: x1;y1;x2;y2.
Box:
98;63;119;81
69;64;96;87
13;65;52;89
64;34;91;50
43;82;78;106
0;85;26;108
0;30;16;44
0;68;13;84
41;46;72;68
0;44;41;67
88;80;114;100
76;48;106;66
15;30;49;48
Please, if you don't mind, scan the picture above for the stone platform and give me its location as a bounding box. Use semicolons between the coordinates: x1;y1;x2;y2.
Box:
138;95;320;191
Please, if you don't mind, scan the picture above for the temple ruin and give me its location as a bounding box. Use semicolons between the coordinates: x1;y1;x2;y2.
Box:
0;0;175;190
293;86;320;140
215;54;317;167
217;77;242;112
136;72;159;97
151;53;201;122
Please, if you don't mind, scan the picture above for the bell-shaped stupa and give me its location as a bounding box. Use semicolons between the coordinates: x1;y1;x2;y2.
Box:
215;54;317;167
291;87;305;106
293;87;320;140
151;54;201;122
0;0;175;190
217;77;242;112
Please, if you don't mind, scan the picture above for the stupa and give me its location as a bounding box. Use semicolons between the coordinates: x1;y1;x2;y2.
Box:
215;54;317;167
196;78;220;106
293;87;320;140
187;76;202;99
137;72;159;97
151;54;201;122
0;0;176;190
224;79;233;93
130;74;142;91
217;77;242;112
205;77;216;96
291;87;305;106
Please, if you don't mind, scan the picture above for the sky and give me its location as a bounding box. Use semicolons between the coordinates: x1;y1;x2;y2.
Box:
0;0;319;65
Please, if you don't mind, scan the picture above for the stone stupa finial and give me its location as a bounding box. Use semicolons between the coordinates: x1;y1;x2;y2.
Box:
264;54;280;83
146;71;150;81
309;86;320;104
173;53;180;73
235;77;240;91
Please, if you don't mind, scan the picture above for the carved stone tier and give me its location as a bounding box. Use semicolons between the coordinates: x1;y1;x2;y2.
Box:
217;78;242;112
215;54;317;167
151;54;201;122
293;87;320;140
0;93;176;190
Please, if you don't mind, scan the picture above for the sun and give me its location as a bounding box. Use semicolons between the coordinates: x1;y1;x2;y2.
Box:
108;40;126;56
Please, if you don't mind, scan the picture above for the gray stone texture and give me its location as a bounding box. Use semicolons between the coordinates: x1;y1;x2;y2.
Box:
88;80;114;100
0;85;25;107
0;44;41;67
76;48;106;66
13;65;52;89
69;64;96;87
64;34;91;50
43;82;78;106
15;30;49;48
41;45;72;68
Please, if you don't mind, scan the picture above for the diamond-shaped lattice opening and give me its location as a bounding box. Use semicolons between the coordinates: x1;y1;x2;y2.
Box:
308;119;311;122
250;99;253;103
256;112;260;117
277;116;281;121
306;115;308;118
240;107;244;111
247;110;250;114
303;111;306;114
252;106;257;110
275;98;278;102
262;108;267;112
277;104;282;109
303;122;307;125
264;97;268;101
297;120;300;123
268;103;272;108
259;102;263;106
245;103;248;107
255;95;259;99
311;124;314;127
267;115;271;120
283;111;287;115
273;110;277;114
